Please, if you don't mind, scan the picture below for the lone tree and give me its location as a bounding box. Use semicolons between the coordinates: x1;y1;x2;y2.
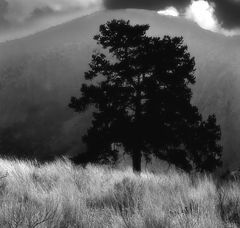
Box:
69;20;222;172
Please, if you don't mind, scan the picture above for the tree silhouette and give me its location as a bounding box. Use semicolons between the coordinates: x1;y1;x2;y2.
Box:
69;19;222;172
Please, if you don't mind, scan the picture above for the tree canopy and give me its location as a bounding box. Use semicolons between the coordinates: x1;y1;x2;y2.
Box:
69;19;222;172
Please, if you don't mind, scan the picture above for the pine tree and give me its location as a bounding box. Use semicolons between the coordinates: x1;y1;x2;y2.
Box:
69;19;222;172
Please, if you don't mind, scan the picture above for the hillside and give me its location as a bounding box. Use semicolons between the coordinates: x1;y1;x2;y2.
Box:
0;9;240;169
0;158;238;227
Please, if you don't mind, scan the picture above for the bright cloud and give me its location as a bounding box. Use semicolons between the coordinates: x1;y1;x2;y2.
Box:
157;0;240;35
157;7;179;17
185;0;218;31
157;1;220;32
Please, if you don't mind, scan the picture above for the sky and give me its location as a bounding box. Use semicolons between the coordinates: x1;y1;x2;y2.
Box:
0;0;240;42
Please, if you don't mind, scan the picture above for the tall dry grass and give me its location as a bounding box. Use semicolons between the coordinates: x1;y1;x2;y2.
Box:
0;158;238;228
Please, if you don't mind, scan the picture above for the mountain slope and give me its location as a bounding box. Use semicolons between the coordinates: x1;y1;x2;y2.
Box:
0;9;239;169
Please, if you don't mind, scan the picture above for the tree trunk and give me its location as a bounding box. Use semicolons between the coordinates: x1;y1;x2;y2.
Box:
132;75;142;173
132;147;142;173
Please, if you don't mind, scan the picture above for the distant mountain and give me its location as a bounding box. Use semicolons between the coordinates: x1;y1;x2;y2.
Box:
0;9;239;169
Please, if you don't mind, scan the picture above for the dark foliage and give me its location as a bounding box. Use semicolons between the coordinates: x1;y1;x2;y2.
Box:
69;19;222;172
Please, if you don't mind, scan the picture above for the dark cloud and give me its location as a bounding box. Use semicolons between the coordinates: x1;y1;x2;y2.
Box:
210;0;240;29
104;0;240;29
104;0;190;11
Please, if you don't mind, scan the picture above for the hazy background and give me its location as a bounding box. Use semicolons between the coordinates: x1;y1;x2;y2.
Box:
0;9;240;170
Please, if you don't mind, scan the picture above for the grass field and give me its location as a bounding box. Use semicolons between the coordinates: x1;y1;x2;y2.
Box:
0;158;238;228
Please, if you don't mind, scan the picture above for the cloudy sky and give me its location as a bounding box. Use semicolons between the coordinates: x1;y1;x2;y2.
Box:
1;0;240;42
